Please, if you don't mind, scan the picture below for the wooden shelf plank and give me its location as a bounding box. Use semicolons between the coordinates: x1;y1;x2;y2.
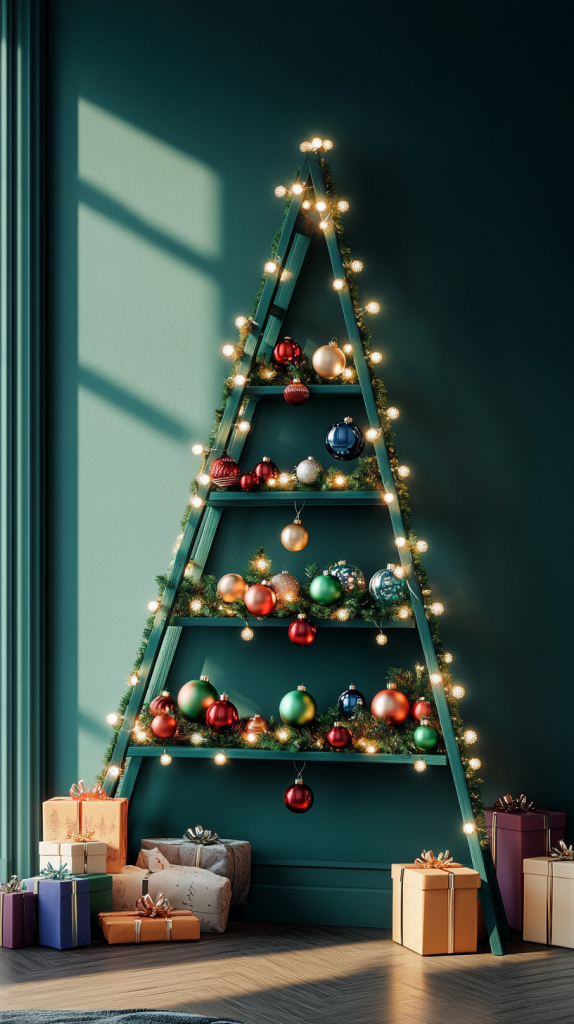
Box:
127;747;446;765
172;616;415;629
207;490;386;506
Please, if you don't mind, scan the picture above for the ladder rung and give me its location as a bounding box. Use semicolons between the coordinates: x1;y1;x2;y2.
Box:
207;490;386;506
172;617;415;629
127;746;447;765
244;385;362;397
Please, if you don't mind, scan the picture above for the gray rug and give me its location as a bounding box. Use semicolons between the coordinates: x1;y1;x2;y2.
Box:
0;1013;243;1024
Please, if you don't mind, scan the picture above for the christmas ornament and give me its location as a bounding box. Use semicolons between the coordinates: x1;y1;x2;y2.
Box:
279;684;317;725
270;570;300;606
295;456;323;485
284;777;314;814
288;613;317;646
217;572;248;604
412;698;432;722
369;564;406;602
151;713;177;739
177;675;219;721
206;694;239;731
242;713;269;742
325;417;365;461
253;456;279;484
281;503;309;551
309;570;343;606
148;691;176;715
210;453;240;488
413;719;438;750
338;684;366;719
327;722;353;749
329;560;366;593
244;582;277;617
273;336;302;366
284;379;309;406
239;472;259;491
312;339;346;379
371;682;410;726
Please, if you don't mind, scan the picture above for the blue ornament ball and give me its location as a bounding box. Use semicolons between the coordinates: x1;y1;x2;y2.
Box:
325;417;365;461
338;684;366;719
329;560;366;593
369;564;406;602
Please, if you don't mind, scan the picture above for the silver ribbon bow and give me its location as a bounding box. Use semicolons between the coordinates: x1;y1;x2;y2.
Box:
0;875;24;893
551;840;574;861
183;825;220;845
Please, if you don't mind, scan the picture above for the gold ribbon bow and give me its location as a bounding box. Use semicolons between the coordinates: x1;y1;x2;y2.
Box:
415;850;455;870
66;827;96;842
135;893;172;917
494;793;537;813
183;825;220;845
551;840;574;861
69;779;108;801
0;876;24;893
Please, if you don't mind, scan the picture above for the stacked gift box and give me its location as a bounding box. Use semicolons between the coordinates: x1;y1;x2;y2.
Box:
391;850;481;956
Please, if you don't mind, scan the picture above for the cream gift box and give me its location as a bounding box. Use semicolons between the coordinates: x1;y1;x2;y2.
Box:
39;841;107;875
392;863;480;955
523;856;574;947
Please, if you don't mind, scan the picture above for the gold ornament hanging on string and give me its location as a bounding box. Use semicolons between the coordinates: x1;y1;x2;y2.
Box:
281;519;309;552
312;339;346;379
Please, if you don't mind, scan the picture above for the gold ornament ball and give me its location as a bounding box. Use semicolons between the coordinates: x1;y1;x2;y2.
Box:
217;572;247;604
281;519;309;552
270;570;301;606
312;340;346;380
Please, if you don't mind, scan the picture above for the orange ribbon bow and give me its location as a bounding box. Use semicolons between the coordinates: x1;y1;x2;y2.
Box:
135;893;172;918
415;850;455;870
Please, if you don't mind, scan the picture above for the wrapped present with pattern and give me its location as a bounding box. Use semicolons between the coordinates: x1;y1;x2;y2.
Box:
99;894;200;944
140;827;250;908
0;877;36;948
39;834;107;875
523;846;574;948
42;780;128;873
22;869;90;949
392;851;480;955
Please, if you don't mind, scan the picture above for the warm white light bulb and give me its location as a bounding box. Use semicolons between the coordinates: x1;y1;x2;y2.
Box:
198;473;210;486
246;732;258;743
395;536;406;548
366;744;377;754
311;137;323;149
190;599;203;613
256;559;268;570
393;565;405;579
235;315;247;329
333;278;345;290
190;732;203;745
106;713;119;725
279;473;290;485
414;759;427;773
430;673;442;684
267;477;276;487
160;751;172;766
397;465;410;479
322;139;333;150
336;607;350;621
398;607;411;620
241;626;254;641
292;182;304;195
264;260;278;274
222;344;235;357
450;686;465;701
300;141;312;152
191;444;204;456
237;420;250;433
319;220;329;231
316;200;327;212
233;374;246;386
365;301;381;314
277;729;289;742
214;751;228;766
107;765;120;778
468;758;481;770
366;427;380;441
341;368;354;379
430;602;444;615
349;260;363;273
134;730;147;743
387;407;399;420
463;822;476;835
334;474;345;486
415;540;428;553
343;343;353;354
464;729;478;745
383;492;394;504
302;200;311;209
444;652;454;664
148;600;160;613
376;632;388;645
370;351;383;363
337;200;349;212
274;185;287;198
190;495;203;509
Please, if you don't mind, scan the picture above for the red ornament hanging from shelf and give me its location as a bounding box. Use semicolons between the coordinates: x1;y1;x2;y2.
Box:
149;691;176;715
244;582;277;617
210;454;240;489
284;765;314;814
412;697;432;722
151;714;177;739
273;337;302;366
284;379;310;406
371;682;410;726
288;613;316;646
327;722;353;750
253;457;279;484
206;694;239;731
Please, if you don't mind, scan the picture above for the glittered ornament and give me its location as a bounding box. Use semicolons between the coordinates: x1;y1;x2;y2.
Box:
270;570;301;606
217;572;248;604
412;698;432;722
206;694;239;731
239;472;259;491
284;379;309;406
369;564;406;602
253;457;279;484
329;560;366;593
309;570;343;606
242;713;269;742
244;582;277;617
327;722;353;749
151;714;177;739
273;337;302;366
371;682;410;726
149;691;176;715
414;719;438;750
281;517;309;552
338;684;366;719
178;675;219;721
295;456;323;485
210;454;241;488
288;613;317;646
312;339;346;379
325;417;365;461
284;778;314;814
279;684;317;725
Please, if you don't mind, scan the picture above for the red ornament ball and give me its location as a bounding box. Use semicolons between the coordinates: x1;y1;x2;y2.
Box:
273;337;302;366
284;778;314;814
284;379;310;406
206;694;239;731
151;714;177;739
240;472;259;491
253;457;279;484
244;583;277;617
210;454;240;489
149;692;176;715
288;615;317;646
327;722;353;749
242;714;269;742
371;684;410;726
412;698;432;721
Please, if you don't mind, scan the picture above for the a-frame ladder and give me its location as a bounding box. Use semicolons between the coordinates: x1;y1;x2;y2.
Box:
103;152;508;954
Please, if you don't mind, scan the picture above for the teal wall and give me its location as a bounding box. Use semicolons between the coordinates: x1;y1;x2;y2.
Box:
47;1;573;925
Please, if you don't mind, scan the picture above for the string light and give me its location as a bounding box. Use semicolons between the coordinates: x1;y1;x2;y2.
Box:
343;343;353;354
341;368;354;379
334;474;346;486
264;260;278;274
279;473;291;485
198;473;210;486
395;536;406;548
134;729;147;742
256;558;269;571
397;465;410;479
464;729;478;745
415;540;428;553
191;444;204;456
451;684;465;699
468;758;481;772
190;733;204;745
234;315;248;329
414;759;427;773
128;673;139;687
370;351;383;363
430;602;444;615
463;822;476;835
398;607;411;620
214;751;228;766
376;632;388;645
246;732;258;743
366;427;381;441
276;729;289;742
107;765;120;778
147;599;160;613
190;599;203;613
365;301;381;314
274;185;287;198
383;492;394;504
322;139;333;150
319;220;329;231
160;751;172;766
233;374;246;386
315;200;327;212
292;182;304;195
387;407;399;420
280;269;291;282
393;565;405;579
241;626;254;641
349;260;363;272
185;559;195;576
300;141;312;152
430;673;442;684
267;477;276;486
106;713;120;725
172;533;183;553
190;495;204;509
337;200;349;212
422;587;431;596
336;607;350;621
261;367;275;379
366;744;377;754
222;344;235;357
237;420;250;433
302;200;311;210
444;652;454;664
333;278;345;290
311;137;323;149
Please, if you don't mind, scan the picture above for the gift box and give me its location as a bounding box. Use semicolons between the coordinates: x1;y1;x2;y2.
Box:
392;863;480;955
139;835;250;908
81;873;113;934
22;877;90;949
485;805;566;930
39;840;107;875
0;890;36;948
99;909;200;944
115;850;231;932
523;856;574;948
42;797;128;873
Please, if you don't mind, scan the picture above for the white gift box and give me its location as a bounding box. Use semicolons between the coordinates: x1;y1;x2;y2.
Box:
38;840;107;875
523;856;574;948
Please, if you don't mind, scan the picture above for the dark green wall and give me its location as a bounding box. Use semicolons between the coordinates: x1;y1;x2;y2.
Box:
47;1;573;925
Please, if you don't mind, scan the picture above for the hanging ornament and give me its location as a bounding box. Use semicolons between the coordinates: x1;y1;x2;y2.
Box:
151;714;177;739
371;682;410;726
414;718;438;750
288;613;317;647
217;573;248;604
239;472;259;491
281;501;309;551
325;417;365;461
329;560;366;593
177;675;219;721
210;453;241;489
273;337;302;366
253;456;279;484
206;694;239;731
270;570;301;606
244;582;277;617
284;379;309;406
412;697;432;722
148;691;176;715
327;722;353;750
309;570;343;606
338;684;366;719
284;767;314;814
242;713;269;742
295;456;323;485
369;564;406;602
280;684;317;725
312;339;346;379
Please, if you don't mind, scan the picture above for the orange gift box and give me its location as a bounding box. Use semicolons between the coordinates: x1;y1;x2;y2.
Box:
42;798;128;874
392;863;480;955
98;910;200;944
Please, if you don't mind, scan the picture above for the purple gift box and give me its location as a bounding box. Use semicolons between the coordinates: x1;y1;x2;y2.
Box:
485;807;566;931
0;891;36;948
22;877;90;949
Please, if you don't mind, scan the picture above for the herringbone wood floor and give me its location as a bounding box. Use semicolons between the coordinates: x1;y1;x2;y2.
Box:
0;923;572;1024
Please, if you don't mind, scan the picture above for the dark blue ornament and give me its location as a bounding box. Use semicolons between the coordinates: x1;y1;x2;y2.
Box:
325;417;365;461
330;560;366;593
338;684;366;719
369;564;406;602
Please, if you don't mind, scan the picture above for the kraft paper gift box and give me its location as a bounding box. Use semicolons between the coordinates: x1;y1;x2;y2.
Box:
0;890;36;948
22;877;90;949
139;836;250;908
391;863;480;955
39;840;107;875
120;849;231;932
42;797;128;873
523;857;574;948
99;909;200;944
485;806;566;930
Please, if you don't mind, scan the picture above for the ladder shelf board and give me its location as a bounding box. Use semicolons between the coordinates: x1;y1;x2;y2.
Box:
244;385;362;397
207;490;387;507
127;746;447;765
172;616;415;629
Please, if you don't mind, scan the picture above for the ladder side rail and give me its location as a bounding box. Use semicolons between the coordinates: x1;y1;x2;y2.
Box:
256;231;312;361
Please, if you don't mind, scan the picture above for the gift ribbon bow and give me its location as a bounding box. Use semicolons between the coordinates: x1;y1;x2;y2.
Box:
551;840;574;861
40;863;73;879
183;825;220;845
69;779;108;801
0;876;24;893
494;793;537;813
66;827;96;842
135;893;172;917
415;850;455;870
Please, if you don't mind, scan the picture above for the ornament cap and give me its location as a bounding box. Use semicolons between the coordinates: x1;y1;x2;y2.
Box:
294;777;304;785
322;570;330;576
386;563;396;571
334;721;341;727
262;456;270;462
297;684;307;691
293;518;301;524
251;714;261;720
337;560;347;565
297;613;307;620
219;693;228;701
161;690;170;696
349;684;356;690
344;417;352;423
420;717;430;725
293;378;300;383
387;682;397;690
329;339;338;348
200;675;210;682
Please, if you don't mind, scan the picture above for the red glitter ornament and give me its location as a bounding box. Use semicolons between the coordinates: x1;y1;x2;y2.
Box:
244;582;277;617
273;337;302;366
240;472;259;491
371;683;410;726
253;457;279;484
149;691;176;715
205;694;239;731
151;714;177;739
284;778;314;814
327;722;353;749
412;698;432;722
288;614;316;646
284;379;310;406
210;454;240;489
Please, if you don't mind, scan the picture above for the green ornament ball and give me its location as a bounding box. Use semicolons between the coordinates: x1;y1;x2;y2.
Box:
309;571;343;606
413;723;438;750
279;685;317;726
177;675;218;721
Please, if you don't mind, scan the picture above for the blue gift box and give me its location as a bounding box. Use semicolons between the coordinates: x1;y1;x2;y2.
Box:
22;876;90;949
